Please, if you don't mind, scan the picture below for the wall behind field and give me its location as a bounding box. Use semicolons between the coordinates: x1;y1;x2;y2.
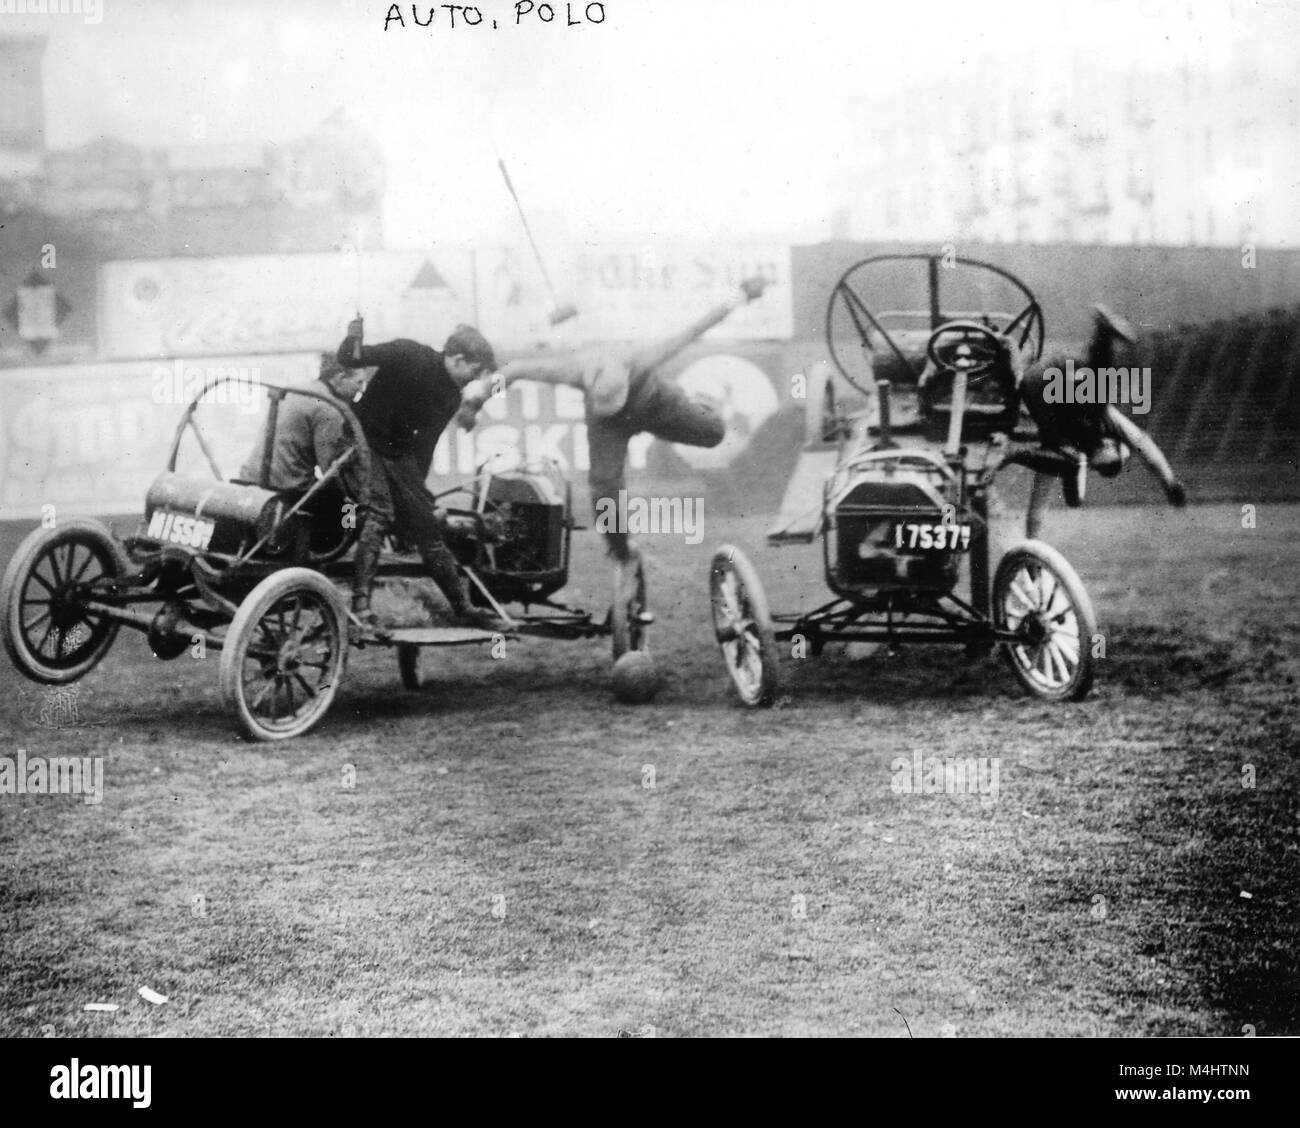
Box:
791;241;1300;344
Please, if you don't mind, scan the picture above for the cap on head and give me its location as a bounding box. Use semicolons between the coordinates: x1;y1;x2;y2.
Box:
445;324;497;374
318;353;347;382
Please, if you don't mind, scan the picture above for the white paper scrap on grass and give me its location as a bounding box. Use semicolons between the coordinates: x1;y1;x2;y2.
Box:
84;1003;120;1012
138;986;168;1005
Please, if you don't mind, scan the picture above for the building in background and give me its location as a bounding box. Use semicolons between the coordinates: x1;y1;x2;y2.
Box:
4;97;384;258
0;36;385;364
0;36;46;184
828;7;1299;248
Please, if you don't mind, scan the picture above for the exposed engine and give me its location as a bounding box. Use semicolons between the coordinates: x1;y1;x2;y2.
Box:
442;463;570;604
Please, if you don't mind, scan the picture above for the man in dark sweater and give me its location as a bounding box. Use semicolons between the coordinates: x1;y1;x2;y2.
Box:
337;318;502;633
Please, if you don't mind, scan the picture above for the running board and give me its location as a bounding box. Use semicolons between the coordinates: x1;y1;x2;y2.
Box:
383;626;504;645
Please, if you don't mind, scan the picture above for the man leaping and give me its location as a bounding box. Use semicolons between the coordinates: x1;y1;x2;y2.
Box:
1015;305;1187;537
456;276;769;561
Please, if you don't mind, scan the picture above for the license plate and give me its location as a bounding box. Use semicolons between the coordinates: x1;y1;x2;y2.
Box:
892;521;972;552
147;509;216;551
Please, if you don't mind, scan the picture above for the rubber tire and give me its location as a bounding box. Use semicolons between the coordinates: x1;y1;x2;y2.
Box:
993;539;1097;702
710;544;780;707
2;518;126;685
610;549;648;660
220;568;348;741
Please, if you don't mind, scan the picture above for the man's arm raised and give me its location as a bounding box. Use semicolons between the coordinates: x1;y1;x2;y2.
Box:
457;276;769;428
629;276;768;375
337;317;403;369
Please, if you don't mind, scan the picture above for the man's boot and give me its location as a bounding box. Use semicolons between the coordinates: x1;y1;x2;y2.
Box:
418;538;508;632
350;519;388;640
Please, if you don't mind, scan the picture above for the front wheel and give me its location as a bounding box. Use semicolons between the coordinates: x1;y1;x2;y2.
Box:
220;568;347;741
709;545;779;707
993;539;1096;702
1;518;127;684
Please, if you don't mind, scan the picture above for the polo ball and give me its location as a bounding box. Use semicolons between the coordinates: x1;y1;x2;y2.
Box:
611;650;660;704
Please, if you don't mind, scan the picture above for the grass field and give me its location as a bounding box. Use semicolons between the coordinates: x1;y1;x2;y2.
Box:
1;496;1297;1037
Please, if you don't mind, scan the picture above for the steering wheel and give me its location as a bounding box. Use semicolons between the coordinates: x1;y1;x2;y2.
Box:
825;254;1045;398
925;320;1011;382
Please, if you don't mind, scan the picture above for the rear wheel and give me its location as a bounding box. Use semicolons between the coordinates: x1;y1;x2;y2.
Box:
993;539;1096;701
709;545;779;707
220;568;347;741
610;548;650;659
1;518;126;684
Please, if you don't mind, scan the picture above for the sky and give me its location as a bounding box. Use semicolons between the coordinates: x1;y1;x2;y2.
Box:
8;0;1296;248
